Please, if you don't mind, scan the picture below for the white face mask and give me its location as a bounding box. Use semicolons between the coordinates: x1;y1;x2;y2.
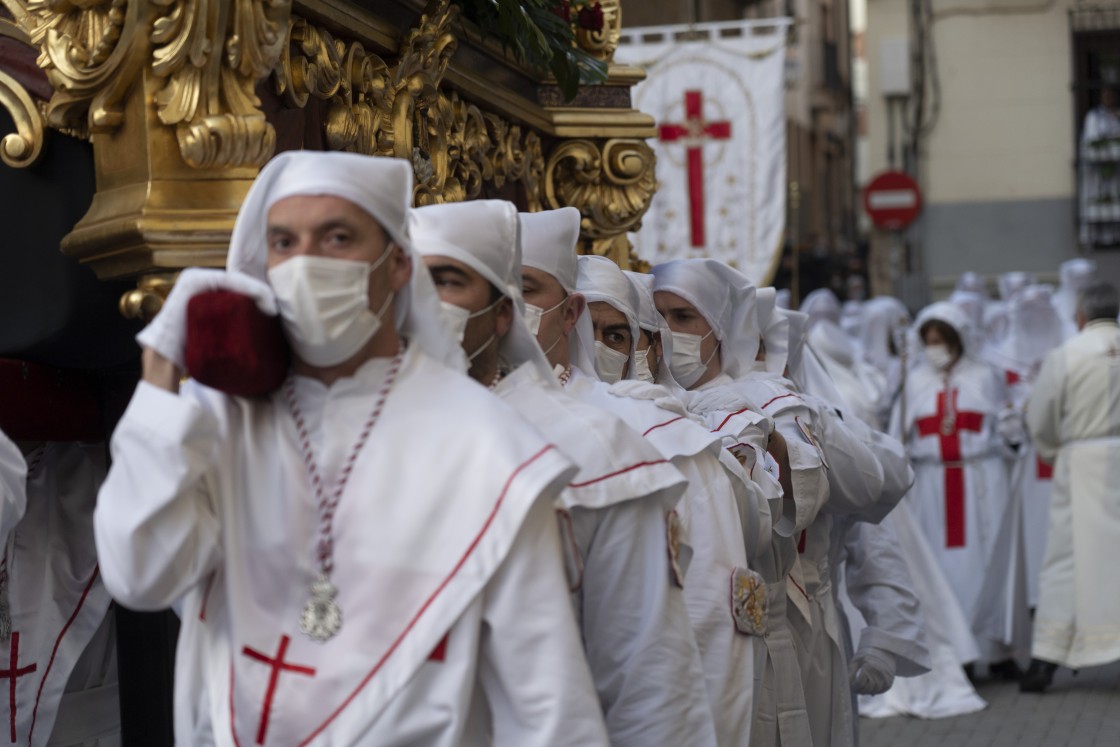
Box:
438;298;503;343
670;328;717;388
924;344;954;371
268;250;394;367
633;348;656;383
438;299;502;363
594;341;630;384
523;297;566;336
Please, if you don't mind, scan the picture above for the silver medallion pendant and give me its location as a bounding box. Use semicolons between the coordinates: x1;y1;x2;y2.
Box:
299;574;342;643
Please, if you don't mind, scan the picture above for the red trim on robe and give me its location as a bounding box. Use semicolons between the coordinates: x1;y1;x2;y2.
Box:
229;445;562;746
760;393;801;411
27;566;100;743
644;416;685;437
710;407;756;433
568;459;670;488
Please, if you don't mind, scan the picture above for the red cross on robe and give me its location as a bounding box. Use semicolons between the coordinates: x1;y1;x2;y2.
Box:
241;635;316;745
916;389;985;548
657;90;732;248
0;632;36;742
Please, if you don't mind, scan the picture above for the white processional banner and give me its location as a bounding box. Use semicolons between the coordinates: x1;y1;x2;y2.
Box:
616;22;789;283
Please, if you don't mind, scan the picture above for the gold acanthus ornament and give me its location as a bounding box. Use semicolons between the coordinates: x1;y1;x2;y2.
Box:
544;137;657;269
2;0;292;169
0;19;47;167
150;0;290;168
272;2;544;208
3;0;142;134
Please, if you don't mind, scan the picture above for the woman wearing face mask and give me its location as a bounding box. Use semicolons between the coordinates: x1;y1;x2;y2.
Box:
891;301;1027;682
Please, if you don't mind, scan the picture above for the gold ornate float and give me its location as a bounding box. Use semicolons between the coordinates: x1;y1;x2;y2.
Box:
0;0;657;319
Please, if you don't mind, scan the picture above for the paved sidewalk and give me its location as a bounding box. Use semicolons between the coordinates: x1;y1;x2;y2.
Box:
860;662;1120;746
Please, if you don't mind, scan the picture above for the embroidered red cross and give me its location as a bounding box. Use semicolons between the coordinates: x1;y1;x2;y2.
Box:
241;635;316;745
658;90;732;248
916;389;985;548
1;632;36;742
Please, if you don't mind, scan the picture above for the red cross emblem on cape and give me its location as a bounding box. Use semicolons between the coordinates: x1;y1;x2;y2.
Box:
658;90;732;248
0;632;36;743
240;635;317;745
916;389;985;548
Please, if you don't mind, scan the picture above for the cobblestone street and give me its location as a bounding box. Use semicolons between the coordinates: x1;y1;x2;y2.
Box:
860;662;1120;746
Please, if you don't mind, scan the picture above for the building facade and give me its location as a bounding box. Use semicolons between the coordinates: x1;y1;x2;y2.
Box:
858;0;1120;302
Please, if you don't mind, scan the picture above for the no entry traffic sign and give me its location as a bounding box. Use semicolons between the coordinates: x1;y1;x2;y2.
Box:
864;171;922;231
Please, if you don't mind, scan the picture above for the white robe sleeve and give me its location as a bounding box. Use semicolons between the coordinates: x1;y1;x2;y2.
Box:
777;420;830;533
816;408;887;519
94;382;223;610
718;448;773;561
1026;349;1064;462
572;494;717;747
478;495;610;746
842;516;931;677
828;411;914;524
0;429;27;541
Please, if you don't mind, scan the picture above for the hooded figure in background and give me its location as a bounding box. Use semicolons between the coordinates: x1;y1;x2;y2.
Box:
856;296;913;426
891;302;1029;676
1052;258;1097;340
988;285;1065;611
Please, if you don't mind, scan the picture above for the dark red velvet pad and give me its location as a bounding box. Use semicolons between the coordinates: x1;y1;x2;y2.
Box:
185;291;290;398
0;360;103;441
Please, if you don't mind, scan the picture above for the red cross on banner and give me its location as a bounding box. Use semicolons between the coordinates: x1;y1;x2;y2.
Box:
1;632;36;742
658;90;732;248
916;389;985;548
241;635;316;745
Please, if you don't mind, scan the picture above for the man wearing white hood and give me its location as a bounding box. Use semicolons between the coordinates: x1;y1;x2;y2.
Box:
518;207;599;383
411;200;718;746
650;259;835;747
758;303;915;747
777;307;938;713
94;152;609;746
577;255;775;747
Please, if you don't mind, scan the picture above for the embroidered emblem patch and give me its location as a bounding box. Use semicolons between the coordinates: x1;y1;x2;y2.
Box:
794;416;829;470
730;567;767;636
666;510;685;588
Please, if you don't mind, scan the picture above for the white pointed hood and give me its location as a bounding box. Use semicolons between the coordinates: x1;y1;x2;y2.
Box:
225;150;467;372
409;199;556;385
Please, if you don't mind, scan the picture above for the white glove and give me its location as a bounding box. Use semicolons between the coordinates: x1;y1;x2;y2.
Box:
850;644;896;695
135;268;277;368
997;405;1026;446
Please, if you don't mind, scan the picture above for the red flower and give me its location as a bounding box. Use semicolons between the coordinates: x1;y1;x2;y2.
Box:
577;2;604;31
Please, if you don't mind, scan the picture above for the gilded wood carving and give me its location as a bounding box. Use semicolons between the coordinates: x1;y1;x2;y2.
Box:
0;0;659;316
